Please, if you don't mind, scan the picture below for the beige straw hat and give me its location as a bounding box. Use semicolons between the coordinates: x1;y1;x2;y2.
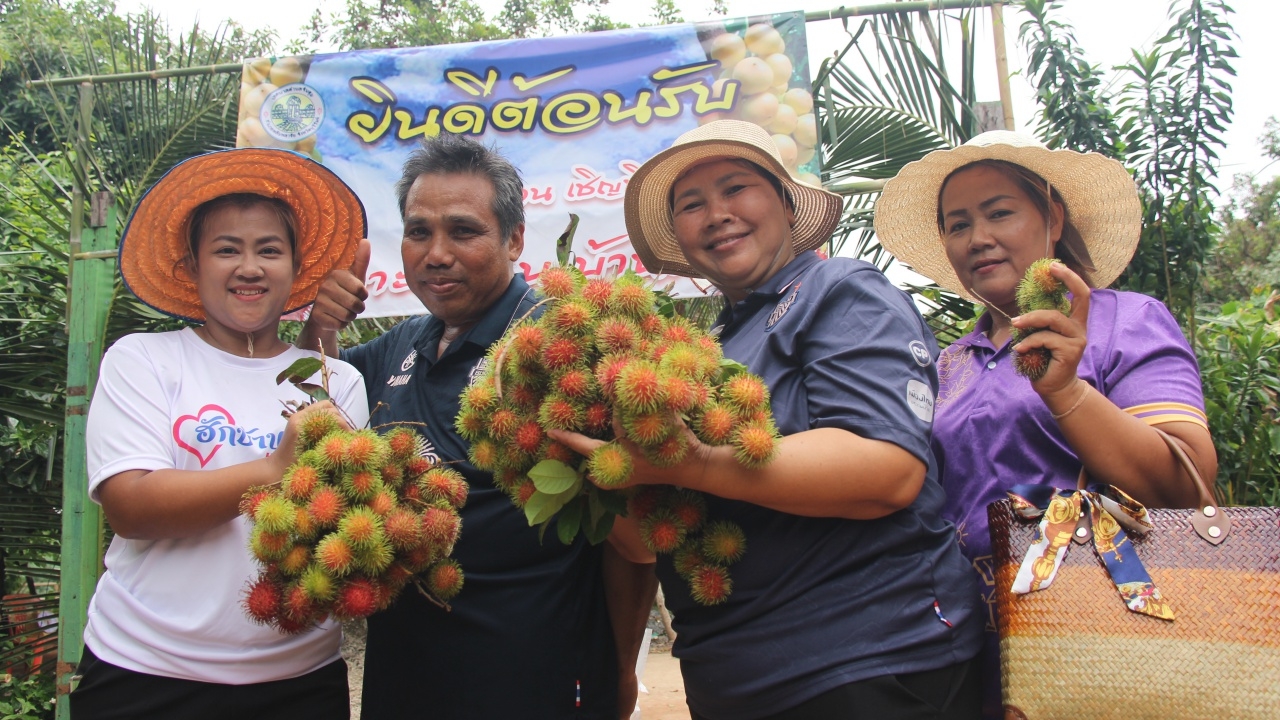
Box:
874;131;1141;299
120;148;366;323
625;120;843;279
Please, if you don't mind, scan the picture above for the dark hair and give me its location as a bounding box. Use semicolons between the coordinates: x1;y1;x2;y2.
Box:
937;159;1095;286
186;193;298;266
395;133;525;242
669;158;794;211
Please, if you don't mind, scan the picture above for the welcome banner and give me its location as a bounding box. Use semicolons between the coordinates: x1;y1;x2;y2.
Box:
237;13;819;317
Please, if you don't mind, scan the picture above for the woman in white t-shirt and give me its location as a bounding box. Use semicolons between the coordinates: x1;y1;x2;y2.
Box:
71;149;370;720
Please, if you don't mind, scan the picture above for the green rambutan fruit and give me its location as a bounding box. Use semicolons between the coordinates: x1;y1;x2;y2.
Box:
418;468;469;508
640;509;686;554
1016;258;1070;314
512;420;546;455
594;354;633;399
555;369;595;400
658;343;703;379
279;543;312;576
673;544;708;579
338;507;384;550
595;317;640;354
538;266;583;299
426;559;465;601
334;577;380;620
510;323;547;363
454;407;488;441
543;336;589;371
701;521;747;564
462;382;498;413
315;533;356;576
583;402;612;435
695;404;737;446
623;411;672;446
354;538;394;575
300;564;337;603
239;488;272;519
242;575;284;625
539;394;585;432
468;437;501;471
668;490;706;532
253;496;297;535
732;421;780;469
626;485;668;521
341;469;383;502
547;298;598;336
688;564;732;605
299;411;342;451
383;508;424;551
588;441;633;488
385;427;422;462
293;506;319;541
283;465;321;503
488;407;521;440
318;432;350;472
720;375;770;416
250;526;291;563
344;429;389;470
581;278;614;311
610;278;654;319
367;489;397;517
420;507;462;549
307;486;346;528
643;432;689;467
616;361;664;412
379;462;405;489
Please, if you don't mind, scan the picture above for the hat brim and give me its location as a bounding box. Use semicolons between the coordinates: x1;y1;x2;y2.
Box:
624;135;843;279
119;148;367;323
874;142;1141;300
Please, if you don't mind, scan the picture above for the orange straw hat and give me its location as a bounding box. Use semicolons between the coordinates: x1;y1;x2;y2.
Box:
119;148;366;322
624;120;843;279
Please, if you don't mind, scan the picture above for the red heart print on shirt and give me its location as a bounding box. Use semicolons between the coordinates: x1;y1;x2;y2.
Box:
172;404;236;468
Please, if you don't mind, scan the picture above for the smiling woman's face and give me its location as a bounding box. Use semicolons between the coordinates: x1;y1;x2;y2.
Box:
670;158;796;302
192;201;296;336
939;164;1062;312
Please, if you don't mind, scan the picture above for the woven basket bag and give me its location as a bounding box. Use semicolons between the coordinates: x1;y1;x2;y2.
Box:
988;431;1280;719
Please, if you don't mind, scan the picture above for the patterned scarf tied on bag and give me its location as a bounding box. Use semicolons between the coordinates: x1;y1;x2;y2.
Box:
1006;484;1175;621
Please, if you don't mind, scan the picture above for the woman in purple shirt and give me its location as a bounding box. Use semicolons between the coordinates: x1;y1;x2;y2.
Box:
875;131;1218;718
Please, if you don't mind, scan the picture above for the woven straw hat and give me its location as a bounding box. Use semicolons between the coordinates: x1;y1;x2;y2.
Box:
874;131;1141;299
624;120;843;278
119;148;366;322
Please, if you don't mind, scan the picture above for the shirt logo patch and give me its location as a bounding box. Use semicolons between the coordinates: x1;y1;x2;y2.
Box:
909;340;933;367
401;350;418;372
766;282;802;330
386;374;411;387
906;379;935;423
468;357;489;386
172;404;282;468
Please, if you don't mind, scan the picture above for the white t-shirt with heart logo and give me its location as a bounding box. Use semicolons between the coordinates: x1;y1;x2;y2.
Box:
85;328;369;684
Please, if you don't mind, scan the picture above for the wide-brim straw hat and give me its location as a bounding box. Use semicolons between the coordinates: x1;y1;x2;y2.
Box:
119;148;366;322
624;120;843;279
874;130;1141;299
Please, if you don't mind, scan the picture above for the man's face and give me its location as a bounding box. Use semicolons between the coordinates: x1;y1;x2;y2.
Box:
401;172;524;329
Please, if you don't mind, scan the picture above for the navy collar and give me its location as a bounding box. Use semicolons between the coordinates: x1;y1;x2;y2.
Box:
414;273;533;360
715;251;822;328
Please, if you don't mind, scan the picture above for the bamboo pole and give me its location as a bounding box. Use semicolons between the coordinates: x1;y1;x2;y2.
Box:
990;2;1016;130
806;0;997;23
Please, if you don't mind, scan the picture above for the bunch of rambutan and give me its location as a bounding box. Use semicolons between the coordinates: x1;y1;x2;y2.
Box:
454;268;778;604
241;413;467;633
1011;258;1071;381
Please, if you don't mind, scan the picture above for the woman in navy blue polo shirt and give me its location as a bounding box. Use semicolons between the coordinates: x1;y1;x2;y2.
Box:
553;120;982;720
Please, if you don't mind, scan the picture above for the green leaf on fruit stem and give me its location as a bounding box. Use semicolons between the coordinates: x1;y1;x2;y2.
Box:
715;357;750;383
557;497;584;545
528;459;580;494
583;509;615;546
276;358;323;386
295;382;330;402
523;478;583;526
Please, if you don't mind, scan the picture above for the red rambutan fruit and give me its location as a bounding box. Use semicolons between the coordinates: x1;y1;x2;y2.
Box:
513;420;546;455
404;455;432;479
243;575;284;625
543;336;588;371
640;509;686;554
384;508;423;550
282;583;315;622
695;404;737;446
307;486;346;528
637;313;664;337
513;479;538;508
468;437;500;471
643;432;689;467
610;281;654;319
493;468;522;493
385;427;421;462
380;463;405;488
420;507;462;549
595;317;640;354
547;299;597;336
293;507;318;540
616;362;664;412
539;394;585;431
555;369;595;400
403;544;437;572
315;534;356;576
273;614;312;635
701;521;747;564
623;411;672;446
660;318;696;345
299;411;342;450
462;382;498;412
660;375;700;413
658;344;703;378
341;469;382;501
319;433;349;471
1013;339;1052;382
253;496;297;535
338;507;384;549
239;488;272;519
582;278;614;311
673;544;707;579
383;563;415;591
250;527;292;563
488;407;521;439
583;402;612;434
732;422;780;469
334;577;380;620
507;380;543;411
689;564;733;605
721;375;770;415
542;440;578;465
418;468;469;508
501;443;534;473
595;355;633;398
588;441;633;488
538;266;581;299
668;490;706;532
401;483;422;504
367;489;397;517
279;544;312;576
344;430;388;470
626;486;668;521
426;559;465;601
510;323;547;363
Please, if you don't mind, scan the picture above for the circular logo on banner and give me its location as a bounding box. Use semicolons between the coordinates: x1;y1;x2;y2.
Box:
261;84;324;142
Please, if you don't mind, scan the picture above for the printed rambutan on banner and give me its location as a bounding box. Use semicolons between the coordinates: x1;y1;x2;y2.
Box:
455;269;779;605
236;13;818;318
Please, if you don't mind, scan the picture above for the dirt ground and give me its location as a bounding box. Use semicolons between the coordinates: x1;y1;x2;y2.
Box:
341;615;689;720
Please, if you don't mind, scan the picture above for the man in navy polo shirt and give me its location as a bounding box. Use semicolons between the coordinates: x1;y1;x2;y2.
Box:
297;134;655;719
